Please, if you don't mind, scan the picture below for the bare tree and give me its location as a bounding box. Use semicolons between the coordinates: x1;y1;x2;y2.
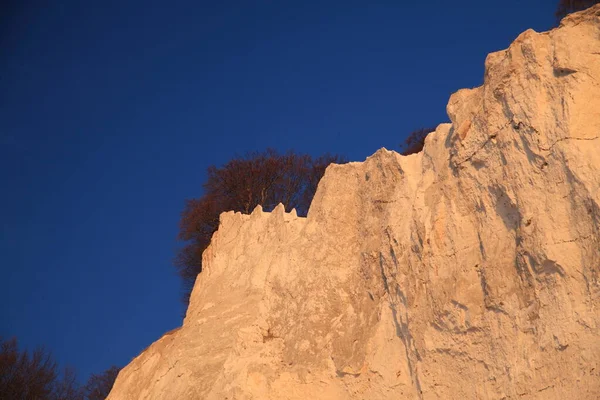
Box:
83;366;120;400
175;149;346;306
54;367;83;400
0;337;82;400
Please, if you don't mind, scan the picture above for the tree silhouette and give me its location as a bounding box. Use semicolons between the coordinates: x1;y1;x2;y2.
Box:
54;367;82;400
400;127;436;156
175;149;346;305
555;0;599;21
83;366;120;400
0;337;83;400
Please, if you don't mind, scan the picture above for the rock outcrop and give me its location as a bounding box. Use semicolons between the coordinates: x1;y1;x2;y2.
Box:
108;6;600;399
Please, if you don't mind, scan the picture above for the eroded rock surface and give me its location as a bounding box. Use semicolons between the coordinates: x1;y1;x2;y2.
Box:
108;6;600;399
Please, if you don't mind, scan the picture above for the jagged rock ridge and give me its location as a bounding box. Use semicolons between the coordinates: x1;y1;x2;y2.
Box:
108;6;600;399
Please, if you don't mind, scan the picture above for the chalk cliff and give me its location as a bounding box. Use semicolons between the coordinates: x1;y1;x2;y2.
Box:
108;6;600;399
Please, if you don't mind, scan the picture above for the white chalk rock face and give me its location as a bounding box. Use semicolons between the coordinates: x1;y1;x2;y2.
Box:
108;6;600;399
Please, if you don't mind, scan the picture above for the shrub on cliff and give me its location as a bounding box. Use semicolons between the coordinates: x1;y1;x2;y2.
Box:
400;127;436;156
555;0;599;21
175;149;346;306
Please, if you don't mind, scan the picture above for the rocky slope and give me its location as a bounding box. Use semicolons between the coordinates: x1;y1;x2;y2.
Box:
108;6;600;399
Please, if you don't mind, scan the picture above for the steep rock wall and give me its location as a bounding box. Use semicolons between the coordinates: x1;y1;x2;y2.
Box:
108;6;600;399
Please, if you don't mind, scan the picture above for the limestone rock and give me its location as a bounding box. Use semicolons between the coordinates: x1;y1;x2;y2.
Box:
108;6;600;399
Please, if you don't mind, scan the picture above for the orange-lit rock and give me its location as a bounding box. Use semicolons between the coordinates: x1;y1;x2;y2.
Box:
108;6;600;399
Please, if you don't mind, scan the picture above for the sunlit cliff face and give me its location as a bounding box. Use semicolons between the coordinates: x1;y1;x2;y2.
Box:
108;6;600;400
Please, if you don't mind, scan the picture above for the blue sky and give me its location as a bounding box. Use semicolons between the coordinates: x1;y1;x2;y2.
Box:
1;0;554;382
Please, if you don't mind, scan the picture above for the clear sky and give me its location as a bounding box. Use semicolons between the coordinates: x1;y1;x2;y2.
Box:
1;0;555;383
